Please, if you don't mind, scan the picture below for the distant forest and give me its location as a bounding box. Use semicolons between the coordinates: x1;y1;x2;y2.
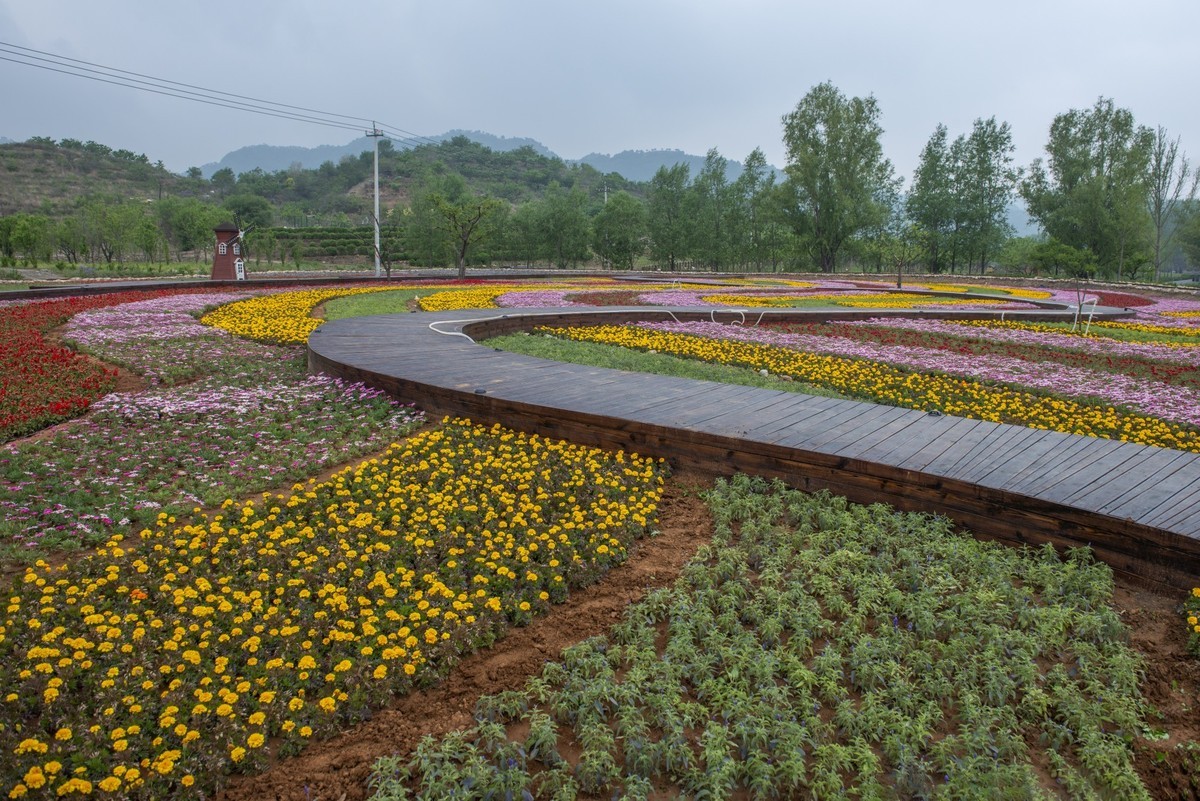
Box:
1;85;1198;281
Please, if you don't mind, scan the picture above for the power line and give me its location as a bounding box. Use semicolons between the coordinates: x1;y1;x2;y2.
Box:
0;40;446;148
0;54;367;134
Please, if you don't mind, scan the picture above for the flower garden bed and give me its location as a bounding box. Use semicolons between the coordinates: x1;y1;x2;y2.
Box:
0;277;1198;799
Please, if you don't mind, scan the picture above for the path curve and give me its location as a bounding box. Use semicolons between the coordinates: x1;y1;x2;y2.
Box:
308;305;1200;591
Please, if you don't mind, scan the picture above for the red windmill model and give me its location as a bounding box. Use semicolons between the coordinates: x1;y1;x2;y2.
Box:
210;221;246;281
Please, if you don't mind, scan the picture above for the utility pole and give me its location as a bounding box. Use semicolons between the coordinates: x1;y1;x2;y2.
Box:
367;123;384;278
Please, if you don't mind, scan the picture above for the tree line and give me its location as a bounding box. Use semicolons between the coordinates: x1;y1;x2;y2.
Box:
3;87;1198;280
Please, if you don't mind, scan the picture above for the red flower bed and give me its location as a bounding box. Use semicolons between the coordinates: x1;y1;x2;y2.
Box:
0;290;208;441
1091;290;1156;308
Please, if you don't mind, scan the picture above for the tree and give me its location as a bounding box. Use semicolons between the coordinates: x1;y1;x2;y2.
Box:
430;173;505;277
780;81;897;272
1030;237;1096;279
11;214;53;266
730;148;778;270
536;182;591;268
1021;98;1153;279
591;191;646;270
133;216;165;263
223;194;275;231
906;124;956;272
210;168;236;199
1179;205;1200;268
646;163;691;271
957;117;1020;273
403;174;453;268
689;149;732;270
81;197;145;263
1145;126;1198;280
54;216;88;264
995;236;1044;278
156;197;222;261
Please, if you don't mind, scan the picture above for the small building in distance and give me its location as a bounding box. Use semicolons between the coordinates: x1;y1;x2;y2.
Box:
211;221;246;280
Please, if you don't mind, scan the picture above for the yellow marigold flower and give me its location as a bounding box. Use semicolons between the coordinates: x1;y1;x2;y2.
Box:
21;768;44;790
247;733;265;749
53;728;71;741
54;779;92;795
98;777;121;793
372;664;387;680
230;746;247;763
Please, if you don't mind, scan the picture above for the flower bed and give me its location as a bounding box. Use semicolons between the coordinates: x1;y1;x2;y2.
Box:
543;324;1200;452
201;287;397;344
649;320;1200;427
843;318;1199;368
1;373;423;556
370;475;1149;799
0;418;665;799
0;290;229;441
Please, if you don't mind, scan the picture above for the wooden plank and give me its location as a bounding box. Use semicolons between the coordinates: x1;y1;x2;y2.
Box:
853;414;963;467
747;395;850;437
1070;448;1190;512
776;403;886;450
994;432;1083;492
920;418;1003;474
1145;494;1200;532
1034;442;1148;505
1097;451;1195;518
800;404;907;452
895;417;988;472
832;407;926;458
954;426;1048;485
1000;434;1107;495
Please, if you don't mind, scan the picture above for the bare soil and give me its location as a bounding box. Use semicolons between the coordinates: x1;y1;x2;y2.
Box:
215;471;1200;801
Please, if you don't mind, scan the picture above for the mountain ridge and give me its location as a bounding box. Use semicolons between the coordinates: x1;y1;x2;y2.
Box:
200;130;781;184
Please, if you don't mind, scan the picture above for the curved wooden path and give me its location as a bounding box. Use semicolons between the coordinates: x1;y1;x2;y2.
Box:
309;305;1200;591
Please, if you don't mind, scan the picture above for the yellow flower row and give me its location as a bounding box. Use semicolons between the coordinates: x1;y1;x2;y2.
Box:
1090;320;1200;338
0;419;665;799
697;292;1012;309
414;281;638;312
905;283;1053;300
416;286;522;312
951;319;1200;346
200;287;397;343
545;325;1200;453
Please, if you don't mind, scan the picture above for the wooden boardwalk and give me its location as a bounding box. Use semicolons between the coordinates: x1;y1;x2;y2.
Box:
309;306;1200;591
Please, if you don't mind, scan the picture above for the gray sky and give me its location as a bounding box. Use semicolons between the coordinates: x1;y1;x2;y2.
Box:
2;0;1197;185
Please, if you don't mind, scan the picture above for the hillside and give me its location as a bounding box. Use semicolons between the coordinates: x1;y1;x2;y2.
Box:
200;130;558;178
0;139;190;217
0;135;644;221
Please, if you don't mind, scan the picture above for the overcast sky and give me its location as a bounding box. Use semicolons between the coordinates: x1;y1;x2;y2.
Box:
2;0;1197;186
